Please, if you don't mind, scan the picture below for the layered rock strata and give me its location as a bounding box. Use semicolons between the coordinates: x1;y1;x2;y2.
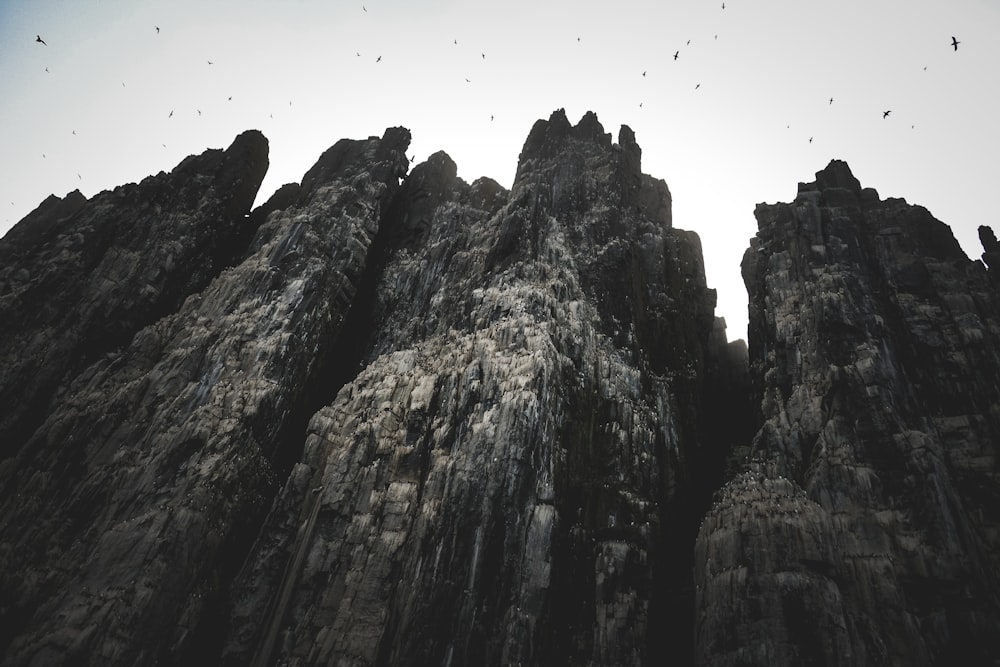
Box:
695;161;1000;665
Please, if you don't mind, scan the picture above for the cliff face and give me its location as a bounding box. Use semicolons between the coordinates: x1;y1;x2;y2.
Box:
2;116;998;666
0;110;741;666
695;161;1000;665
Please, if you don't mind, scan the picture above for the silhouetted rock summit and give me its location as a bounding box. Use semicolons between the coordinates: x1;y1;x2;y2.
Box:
1;120;998;666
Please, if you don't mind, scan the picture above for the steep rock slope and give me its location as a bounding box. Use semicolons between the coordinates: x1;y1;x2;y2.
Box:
0;112;743;666
222;109;739;666
695;161;1000;665
0;130;269;458
0;129;410;664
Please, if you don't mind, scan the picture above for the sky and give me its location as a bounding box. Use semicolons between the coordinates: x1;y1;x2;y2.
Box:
2;0;998;342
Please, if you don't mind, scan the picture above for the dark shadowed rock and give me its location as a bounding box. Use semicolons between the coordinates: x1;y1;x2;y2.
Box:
20;120;1000;666
695;160;1000;665
221;110;735;667
0;128;409;665
0;131;269;461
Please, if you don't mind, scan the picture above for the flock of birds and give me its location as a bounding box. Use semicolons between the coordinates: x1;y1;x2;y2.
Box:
15;2;965;220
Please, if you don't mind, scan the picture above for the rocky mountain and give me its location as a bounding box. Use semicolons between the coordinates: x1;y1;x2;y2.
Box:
0;111;997;666
697;160;1000;665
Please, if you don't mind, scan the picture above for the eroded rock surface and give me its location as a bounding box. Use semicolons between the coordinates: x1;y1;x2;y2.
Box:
0;111;742;666
223;109;734;666
695;160;1000;665
0;131;269;458
0;128;409;664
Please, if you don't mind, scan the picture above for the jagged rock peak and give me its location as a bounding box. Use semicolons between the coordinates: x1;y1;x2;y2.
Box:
793;158;881;208
513;109;669;228
297;126;410;205
710;160;1000;665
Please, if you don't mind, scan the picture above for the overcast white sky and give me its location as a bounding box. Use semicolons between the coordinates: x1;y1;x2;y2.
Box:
2;0;998;341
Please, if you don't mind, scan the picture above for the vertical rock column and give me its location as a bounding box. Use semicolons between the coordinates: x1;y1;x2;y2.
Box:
695;160;1000;665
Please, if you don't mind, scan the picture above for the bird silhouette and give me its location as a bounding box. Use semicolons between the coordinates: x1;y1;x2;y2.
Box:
686;39;691;45
36;35;46;45
951;36;959;51
642;70;646;77
207;60;213;65
376;55;381;62
809;137;813;143
363;5;367;11
481;52;486;59
155;26;160;34
695;83;701;89
883;110;891;118
197;109;202;116
673;50;679;60
829;97;834;104
465;78;471;83
168;110;173;117
490;114;494;121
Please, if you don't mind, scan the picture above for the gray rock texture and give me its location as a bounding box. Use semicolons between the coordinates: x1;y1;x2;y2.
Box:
4;119;998;667
223;109;734;666
0;127;410;664
695;160;1000;665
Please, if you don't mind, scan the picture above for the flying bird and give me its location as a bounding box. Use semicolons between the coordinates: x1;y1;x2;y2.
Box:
951;36;959;51
883;110;891;118
376;55;381;62
155;26;160;34
465;78;471;83
36;35;46;45
673;50;679;60
197;109;202;116
207;60;213;65
642;70;646;77
490;114;494;121
809;137;813;143
362;4;367;11
686;39;691;45
168;110;173;117
481;52;486;59
829;97;834;104
695;83;701;89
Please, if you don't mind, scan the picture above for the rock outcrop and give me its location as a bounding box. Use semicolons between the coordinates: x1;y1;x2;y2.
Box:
0;127;410;664
0;111;741;666
695;160;1000;665
4;117;998;667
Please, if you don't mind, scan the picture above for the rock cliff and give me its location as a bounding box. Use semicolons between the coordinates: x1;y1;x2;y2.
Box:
1;115;997;666
695;160;1000;665
0;111;741;665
